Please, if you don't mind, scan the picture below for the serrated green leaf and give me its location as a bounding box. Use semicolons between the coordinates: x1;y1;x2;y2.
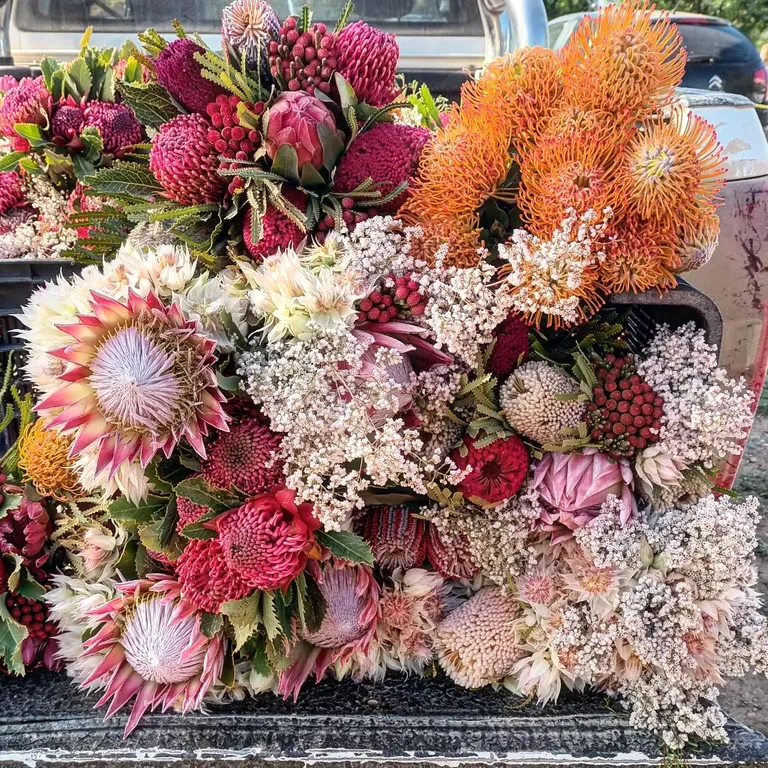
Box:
16;571;46;601
39;56;61;95
295;572;324;634
200;612;223;639
3;552;22;592
72;153;96;181
159;497;178;548
85;161;164;200
221;593;261;651
261;591;282;640
108;494;167;523
0;601;27;676
315;530;374;566
65;58;92;101
335;0;353;32
138;520;186;560
174;476;245;513
117;80;181;128
250;634;273;677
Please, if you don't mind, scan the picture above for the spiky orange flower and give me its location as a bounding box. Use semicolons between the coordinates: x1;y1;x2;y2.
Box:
559;1;685;119
17;418;81;500
624;108;726;233
403;97;512;267
601;216;679;294
675;207;720;272
541;105;617;141
464;47;562;152
518;125;629;237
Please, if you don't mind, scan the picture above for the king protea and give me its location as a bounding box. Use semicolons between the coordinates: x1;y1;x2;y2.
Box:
37;289;229;478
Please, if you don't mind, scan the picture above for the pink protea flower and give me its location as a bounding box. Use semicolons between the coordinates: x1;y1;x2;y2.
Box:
279;562;380;700
78;576;227;737
82;102;142;155
155;38;226;114
0;77;52;150
361;505;426;571
222;0;280;70
435;586;523;688
214;486;321;591
332;123;429;213
532;449;636;543
201;414;283;494
488;313;531;380
0;497;51;568
335;21;399;107
243;187;307;260
451;435;529;504
150;113;228;205
0;171;24;215
425;525;480;580
37;290;230;479
264;91;338;172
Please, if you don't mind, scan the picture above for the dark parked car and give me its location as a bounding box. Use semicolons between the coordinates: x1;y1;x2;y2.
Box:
549;11;768;124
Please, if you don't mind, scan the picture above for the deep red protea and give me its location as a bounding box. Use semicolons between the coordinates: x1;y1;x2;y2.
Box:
51;99;85;146
333;123;429;213
426;526;480;580
155;38;226;114
175;537;254;612
243;186;307;260
269;16;338;95
585;354;663;457
150;113;227;205
0;77;52;150
82;101;142;154
361;505;427;571
451;435;529;504
0;171;24;215
214;486;320;591
5;593;60;671
335;21;399;107
201;415;283;495
0;497;51;569
488;313;530;379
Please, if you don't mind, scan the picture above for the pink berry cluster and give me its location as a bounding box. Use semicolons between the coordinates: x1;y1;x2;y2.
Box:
357;273;427;324
315;197;377;243
268;17;337;95
586;355;664;457
5;593;54;640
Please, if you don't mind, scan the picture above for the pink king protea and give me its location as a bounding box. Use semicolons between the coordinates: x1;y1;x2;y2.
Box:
78;576;227;736
37;290;230;479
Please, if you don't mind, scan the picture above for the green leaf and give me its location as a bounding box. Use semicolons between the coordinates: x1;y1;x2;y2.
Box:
117;80;181;128
220;593;261;651
116;537;139;581
316;123;345;174
135;543;154;578
300;7;313;33
315;530;374;566
13;123;46;148
0;493;22;520
0;152;25;172
85;161;164;200
180;520;218;540
174;476;245;514
159;497;179;548
0;601;27;676
16;571;46;601
65;57;93;101
261;591;282;640
2;553;22;592
217;372;242;392
72;153;96;182
108;494;167;523
295;572;324;633
335;73;358;112
335;0;354;32
200;612;224;639
271;144;300;185
249;634;273;677
79;126;105;162
40;56;61;95
300;163;325;190
138;520;186;561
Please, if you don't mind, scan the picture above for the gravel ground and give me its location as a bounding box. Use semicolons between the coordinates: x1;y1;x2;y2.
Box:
718;389;768;734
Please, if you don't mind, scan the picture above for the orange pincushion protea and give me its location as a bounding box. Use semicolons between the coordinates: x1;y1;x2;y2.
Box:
518;125;629;238
559;0;685;119
675;208;720;272
17;418;81;500
624;108;726;233
403;98;512;267
541;105;615;142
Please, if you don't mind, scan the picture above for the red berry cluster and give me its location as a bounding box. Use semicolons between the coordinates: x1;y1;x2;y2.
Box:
5;593;54;640
356;273;427;324
205;94;264;194
314;199;379;244
269;18;337;95
585;355;664;457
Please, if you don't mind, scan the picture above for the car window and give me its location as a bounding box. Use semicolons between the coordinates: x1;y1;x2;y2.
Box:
548;17;579;50
16;0;483;35
676;22;759;64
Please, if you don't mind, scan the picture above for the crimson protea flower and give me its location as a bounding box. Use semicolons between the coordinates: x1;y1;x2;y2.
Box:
37;290;229;478
278;562;380;700
214;486;320;591
451;435;529;504
78;576;226;736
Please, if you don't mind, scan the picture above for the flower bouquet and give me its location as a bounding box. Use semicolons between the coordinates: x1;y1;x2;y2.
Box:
1;0;767;754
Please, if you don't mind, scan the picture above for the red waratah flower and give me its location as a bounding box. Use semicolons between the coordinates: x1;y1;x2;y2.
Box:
0;171;24;215
82;101;142;155
201;415;283;495
265;90;338;172
335;21;399;107
214;486;320;591
155;38;226;114
0;77;52;150
51;98;85;146
0;75;19;94
425;525;480;580
150;113;228;205
176;492;209;534
0;498;51;568
488;313;531;380
243;186;307;260
175;537;254;612
333;123;429;213
361;505;426;571
451;435;529;504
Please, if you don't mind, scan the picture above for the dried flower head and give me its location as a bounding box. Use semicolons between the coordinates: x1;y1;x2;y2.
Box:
17;418;81;500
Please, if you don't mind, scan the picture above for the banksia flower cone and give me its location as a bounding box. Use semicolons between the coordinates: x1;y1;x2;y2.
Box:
222;0;280;71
